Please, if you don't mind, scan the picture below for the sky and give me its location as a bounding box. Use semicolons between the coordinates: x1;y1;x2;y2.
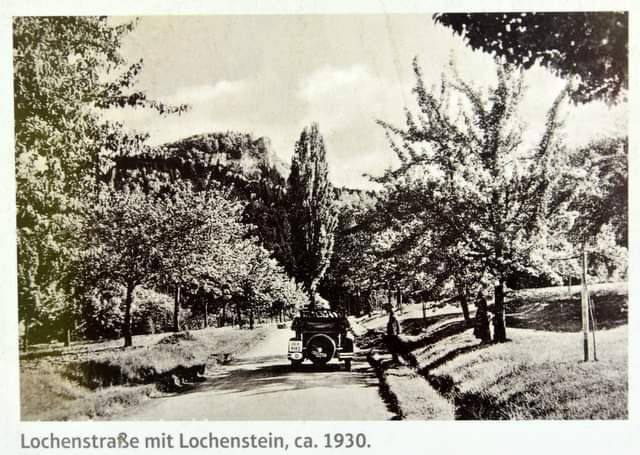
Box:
105;15;627;189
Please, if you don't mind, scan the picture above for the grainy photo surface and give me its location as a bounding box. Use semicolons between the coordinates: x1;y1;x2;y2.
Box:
14;12;627;421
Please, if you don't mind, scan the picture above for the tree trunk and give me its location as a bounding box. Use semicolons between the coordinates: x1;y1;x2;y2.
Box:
458;289;471;322
23;313;29;352
23;274;40;352
249;308;254;330
221;302;228;327
203;300;208;329
493;281;507;342
123;283;135;347
396;287;403;311
64;328;71;347
173;285;181;332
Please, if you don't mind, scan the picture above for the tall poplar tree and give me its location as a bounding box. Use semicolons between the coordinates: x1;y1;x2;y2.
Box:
287;124;338;305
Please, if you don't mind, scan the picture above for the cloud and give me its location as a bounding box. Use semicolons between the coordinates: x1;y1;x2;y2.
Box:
160;79;248;106
294;64;408;187
101;78;255;146
297;64;405;132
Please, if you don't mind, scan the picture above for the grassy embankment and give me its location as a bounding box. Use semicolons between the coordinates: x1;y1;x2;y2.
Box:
357;282;628;420
20;326;270;421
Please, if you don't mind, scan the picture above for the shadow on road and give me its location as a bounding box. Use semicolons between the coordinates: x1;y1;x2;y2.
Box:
161;354;379;399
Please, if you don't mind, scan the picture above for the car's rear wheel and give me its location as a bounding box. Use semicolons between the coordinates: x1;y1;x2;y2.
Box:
306;334;336;365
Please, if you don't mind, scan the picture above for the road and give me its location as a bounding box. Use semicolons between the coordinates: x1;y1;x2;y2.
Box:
118;325;394;420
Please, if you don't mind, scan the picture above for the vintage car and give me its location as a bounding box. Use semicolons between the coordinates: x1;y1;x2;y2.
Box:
288;308;354;370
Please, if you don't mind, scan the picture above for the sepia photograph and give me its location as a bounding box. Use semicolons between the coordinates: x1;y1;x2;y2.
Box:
11;9;628;424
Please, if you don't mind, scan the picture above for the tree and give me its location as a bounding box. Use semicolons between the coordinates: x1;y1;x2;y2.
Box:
157;183;249;332
13;17;184;349
287;124;338;304
84;184;245;346
376;59;567;342
544;136;629;287
565;137;627;246
321;189;378;314
191;236;308;329
84;188;167;347
433;12;627;104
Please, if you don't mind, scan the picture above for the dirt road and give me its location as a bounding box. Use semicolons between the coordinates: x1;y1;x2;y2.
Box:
118;325;394;420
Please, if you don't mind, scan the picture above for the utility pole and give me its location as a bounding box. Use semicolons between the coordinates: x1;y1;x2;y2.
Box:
581;244;590;362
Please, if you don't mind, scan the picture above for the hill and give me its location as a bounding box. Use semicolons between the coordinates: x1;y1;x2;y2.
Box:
101;132;375;274
101;131;292;266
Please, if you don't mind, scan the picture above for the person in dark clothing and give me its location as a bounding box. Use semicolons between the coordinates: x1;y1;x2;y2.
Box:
385;308;401;363
473;286;492;343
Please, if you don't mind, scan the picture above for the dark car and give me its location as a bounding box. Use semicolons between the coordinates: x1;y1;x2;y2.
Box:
288;308;354;370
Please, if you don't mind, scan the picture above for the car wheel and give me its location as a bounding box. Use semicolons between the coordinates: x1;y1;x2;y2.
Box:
306;334;336;365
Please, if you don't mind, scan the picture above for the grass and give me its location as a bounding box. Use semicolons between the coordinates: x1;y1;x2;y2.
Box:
506;281;628;332
383;366;455;420
506;281;627;302
20;325;271;420
20;362;157;421
426;327;627;419
356;282;628;420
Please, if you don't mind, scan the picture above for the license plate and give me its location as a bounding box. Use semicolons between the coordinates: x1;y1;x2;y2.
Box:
289;340;303;352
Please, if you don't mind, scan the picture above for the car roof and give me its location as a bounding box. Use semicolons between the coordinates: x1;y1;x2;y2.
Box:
299;309;340;318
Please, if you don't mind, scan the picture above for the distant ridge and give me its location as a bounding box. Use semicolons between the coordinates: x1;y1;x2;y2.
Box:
158;132;290;179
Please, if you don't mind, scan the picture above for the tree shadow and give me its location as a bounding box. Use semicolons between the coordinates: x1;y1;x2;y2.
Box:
418;343;488;374
402;319;472;353
505;295;627;332
160;355;379;400
400;312;465;336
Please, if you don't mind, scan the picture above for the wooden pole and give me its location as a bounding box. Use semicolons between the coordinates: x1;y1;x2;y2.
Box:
581;245;590;362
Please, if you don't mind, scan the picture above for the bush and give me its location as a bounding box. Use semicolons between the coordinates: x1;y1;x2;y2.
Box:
82;283;124;340
131;288;175;335
67;337;209;389
82;285;176;340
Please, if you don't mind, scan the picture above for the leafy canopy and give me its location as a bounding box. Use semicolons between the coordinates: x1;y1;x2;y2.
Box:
434;12;628;103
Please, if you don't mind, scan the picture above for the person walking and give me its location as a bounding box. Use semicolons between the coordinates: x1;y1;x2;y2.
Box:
386;307;401;363
473;285;492;343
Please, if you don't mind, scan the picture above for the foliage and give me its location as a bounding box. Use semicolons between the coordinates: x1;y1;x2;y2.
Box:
434;12;628;103
84;180;305;343
83;183;248;345
102;131;293;271
375;59;568;341
82;285;176;339
321;189;378;306
287;124;338;301
564;136;627;246
14;17;184;348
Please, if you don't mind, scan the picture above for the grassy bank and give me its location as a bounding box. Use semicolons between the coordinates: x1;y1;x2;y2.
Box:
20;325;271;421
426;327;627;419
357;282;628;420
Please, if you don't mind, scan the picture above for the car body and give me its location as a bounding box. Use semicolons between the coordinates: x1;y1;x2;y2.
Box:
288;308;354;370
